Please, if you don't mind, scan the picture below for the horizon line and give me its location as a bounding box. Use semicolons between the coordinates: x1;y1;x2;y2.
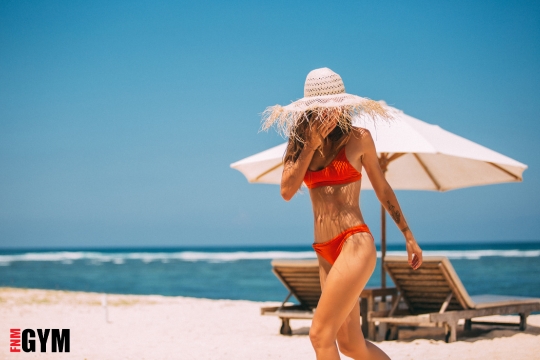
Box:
1;239;539;252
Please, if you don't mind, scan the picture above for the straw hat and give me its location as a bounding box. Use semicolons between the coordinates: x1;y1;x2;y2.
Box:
261;67;392;140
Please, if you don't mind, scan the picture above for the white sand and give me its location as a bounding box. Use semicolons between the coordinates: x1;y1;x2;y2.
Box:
1;288;539;359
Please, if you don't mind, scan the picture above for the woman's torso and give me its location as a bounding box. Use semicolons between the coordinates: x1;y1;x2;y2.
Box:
305;137;366;244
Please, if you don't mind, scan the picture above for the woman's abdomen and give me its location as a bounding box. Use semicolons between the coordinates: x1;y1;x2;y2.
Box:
309;182;364;243
311;204;365;243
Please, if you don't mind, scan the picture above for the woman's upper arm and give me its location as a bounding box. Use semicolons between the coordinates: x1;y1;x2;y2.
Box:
360;130;387;193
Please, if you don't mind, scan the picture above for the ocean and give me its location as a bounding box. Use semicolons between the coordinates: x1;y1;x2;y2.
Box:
1;242;539;302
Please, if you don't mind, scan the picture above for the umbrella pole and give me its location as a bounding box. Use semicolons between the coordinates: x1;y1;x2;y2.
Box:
378;153;389;290
381;203;386;288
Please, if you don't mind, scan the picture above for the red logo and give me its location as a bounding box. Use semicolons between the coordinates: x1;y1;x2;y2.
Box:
10;329;20;352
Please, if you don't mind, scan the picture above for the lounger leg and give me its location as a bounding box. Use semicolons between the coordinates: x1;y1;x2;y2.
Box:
464;319;472;331
367;297;376;341
360;298;368;337
385;325;399;341
519;313;529;331
377;301;387;341
280;318;292;336
444;321;457;343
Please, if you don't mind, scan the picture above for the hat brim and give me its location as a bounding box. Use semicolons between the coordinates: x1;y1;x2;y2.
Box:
261;93;393;139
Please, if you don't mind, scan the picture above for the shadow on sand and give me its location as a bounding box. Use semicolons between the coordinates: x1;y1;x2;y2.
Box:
288;316;540;343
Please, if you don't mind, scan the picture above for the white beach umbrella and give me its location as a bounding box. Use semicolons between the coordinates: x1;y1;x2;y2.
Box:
231;109;526;190
230;107;527;285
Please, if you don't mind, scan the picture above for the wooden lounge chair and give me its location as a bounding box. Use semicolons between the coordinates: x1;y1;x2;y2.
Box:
261;259;398;337
370;256;540;342
260;259;321;335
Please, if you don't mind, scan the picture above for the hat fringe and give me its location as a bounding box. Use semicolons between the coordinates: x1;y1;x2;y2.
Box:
261;98;394;141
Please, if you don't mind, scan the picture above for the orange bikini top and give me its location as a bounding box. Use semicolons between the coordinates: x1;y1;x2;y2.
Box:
303;146;362;189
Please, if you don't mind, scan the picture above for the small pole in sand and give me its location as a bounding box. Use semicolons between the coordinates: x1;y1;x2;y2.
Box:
102;293;109;323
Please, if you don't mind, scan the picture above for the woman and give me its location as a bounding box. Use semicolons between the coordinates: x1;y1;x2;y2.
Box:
263;68;423;359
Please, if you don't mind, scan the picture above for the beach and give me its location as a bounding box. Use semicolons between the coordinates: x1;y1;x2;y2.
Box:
2;1;539;359
1;288;539;359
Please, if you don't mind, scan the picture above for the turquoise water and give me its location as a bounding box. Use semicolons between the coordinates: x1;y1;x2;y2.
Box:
1;242;539;302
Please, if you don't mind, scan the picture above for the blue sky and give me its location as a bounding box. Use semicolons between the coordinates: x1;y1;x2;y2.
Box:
1;0;539;248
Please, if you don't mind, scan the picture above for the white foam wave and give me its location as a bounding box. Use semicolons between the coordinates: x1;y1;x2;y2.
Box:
0;249;538;265
0;251;317;265
381;250;540;260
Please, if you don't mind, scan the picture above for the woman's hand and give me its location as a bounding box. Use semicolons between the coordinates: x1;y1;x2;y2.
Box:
405;236;423;270
305;115;338;150
280;115;337;201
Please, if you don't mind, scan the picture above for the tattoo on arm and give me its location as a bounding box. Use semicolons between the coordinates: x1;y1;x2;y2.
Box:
400;226;410;233
386;201;401;224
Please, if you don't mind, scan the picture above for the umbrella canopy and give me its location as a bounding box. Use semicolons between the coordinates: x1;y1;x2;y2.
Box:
230;107;527;286
231;108;527;190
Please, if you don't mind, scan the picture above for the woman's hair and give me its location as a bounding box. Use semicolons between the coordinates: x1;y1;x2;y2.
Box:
283;110;353;164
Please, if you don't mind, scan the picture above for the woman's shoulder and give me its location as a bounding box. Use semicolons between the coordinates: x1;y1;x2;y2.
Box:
342;126;374;164
349;126;373;143
346;126;377;155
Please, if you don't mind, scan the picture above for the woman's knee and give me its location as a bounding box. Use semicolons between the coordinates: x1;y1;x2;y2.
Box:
309;322;335;350
336;338;367;358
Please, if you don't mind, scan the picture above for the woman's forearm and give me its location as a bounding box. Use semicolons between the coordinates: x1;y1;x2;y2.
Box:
280;146;317;201
375;184;414;241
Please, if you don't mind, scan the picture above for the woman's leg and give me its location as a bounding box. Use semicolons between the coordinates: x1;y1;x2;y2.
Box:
335;301;390;359
310;232;390;360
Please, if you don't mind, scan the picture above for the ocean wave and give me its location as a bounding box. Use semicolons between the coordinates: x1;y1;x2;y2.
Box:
0;249;538;265
0;251;317;265
407;249;540;260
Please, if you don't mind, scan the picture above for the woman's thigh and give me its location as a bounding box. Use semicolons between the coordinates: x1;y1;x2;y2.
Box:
313;232;377;337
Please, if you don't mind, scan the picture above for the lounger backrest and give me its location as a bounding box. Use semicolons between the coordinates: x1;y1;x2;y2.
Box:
384;256;475;314
271;259;321;310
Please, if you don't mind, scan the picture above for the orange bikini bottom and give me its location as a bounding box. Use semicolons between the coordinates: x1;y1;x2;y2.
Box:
312;224;373;265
